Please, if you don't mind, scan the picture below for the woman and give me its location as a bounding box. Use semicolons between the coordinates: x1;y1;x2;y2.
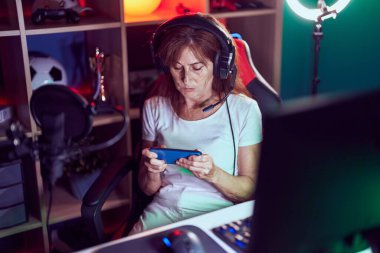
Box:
129;13;262;234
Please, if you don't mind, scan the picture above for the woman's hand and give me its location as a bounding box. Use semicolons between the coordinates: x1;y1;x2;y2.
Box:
176;154;218;182
139;143;167;196
141;148;167;174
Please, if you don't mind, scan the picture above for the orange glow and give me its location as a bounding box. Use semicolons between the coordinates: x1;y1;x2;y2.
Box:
124;0;162;16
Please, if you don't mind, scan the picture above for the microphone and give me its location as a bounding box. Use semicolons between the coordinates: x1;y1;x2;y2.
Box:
30;84;93;186
202;65;236;112
28;84;129;186
202;91;231;112
39;112;66;187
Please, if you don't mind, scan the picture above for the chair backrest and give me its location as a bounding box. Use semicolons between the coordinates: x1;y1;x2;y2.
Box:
233;37;282;117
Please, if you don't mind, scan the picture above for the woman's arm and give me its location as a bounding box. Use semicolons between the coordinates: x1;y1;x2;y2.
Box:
138;140;167;196
211;144;260;202
176;143;260;203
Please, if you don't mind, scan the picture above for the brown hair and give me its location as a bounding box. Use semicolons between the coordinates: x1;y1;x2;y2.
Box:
148;14;251;112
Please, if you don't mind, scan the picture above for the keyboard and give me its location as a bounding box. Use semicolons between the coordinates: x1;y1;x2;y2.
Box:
212;216;252;253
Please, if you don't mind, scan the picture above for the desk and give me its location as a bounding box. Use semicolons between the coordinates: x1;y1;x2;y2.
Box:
76;200;254;253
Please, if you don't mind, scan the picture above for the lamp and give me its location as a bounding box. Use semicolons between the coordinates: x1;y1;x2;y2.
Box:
124;0;162;16
285;0;351;95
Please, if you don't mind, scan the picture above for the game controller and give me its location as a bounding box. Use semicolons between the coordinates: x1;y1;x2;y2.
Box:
31;8;80;25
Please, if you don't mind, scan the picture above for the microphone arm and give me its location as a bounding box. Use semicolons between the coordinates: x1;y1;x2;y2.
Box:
6;122;38;161
6;106;129;187
67;106;129;156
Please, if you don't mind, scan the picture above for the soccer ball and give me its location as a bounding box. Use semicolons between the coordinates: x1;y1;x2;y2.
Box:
29;52;68;90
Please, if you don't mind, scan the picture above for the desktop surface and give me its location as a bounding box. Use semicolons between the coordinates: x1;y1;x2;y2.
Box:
76;201;254;253
86;225;224;253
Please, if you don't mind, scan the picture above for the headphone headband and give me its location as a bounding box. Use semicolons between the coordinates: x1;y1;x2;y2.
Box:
151;13;236;80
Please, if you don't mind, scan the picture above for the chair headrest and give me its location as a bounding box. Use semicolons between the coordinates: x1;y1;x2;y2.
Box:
234;38;257;86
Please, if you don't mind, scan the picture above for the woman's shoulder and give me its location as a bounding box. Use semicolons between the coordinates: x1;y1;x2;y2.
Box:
144;96;170;107
229;93;259;108
228;93;261;118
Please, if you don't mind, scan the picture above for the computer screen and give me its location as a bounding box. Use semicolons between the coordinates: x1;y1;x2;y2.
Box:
252;90;380;253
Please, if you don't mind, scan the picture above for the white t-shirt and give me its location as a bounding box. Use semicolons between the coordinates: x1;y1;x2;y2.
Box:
130;93;262;233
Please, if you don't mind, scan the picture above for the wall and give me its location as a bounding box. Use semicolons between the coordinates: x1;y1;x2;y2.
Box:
281;0;380;100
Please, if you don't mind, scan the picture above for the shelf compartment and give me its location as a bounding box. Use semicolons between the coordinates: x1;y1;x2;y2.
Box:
0;0;19;33
124;0;206;26
0;227;45;253
0;215;42;239
0;36;31;135
26;28;124;106
45;182;130;225
21;0;122;33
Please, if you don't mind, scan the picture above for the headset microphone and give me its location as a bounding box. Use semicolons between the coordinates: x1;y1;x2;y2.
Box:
202;65;237;112
202;92;231;112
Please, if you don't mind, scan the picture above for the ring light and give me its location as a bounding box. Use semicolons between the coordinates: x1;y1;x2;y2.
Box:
285;0;351;95
286;0;351;21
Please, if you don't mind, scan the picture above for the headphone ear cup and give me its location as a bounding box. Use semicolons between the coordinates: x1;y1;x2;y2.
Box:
214;51;231;80
213;52;220;78
229;64;237;90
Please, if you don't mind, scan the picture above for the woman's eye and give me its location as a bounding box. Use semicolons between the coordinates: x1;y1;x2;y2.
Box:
173;65;183;71
192;65;203;71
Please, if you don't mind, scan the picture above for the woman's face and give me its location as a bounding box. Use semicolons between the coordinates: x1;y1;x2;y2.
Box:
169;47;214;103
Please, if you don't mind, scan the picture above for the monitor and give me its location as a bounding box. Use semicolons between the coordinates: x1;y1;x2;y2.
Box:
252;89;380;253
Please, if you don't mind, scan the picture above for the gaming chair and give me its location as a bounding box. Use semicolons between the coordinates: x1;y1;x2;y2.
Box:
232;35;282;116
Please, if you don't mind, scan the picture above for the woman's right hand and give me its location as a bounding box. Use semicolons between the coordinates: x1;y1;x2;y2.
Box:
142;148;167;174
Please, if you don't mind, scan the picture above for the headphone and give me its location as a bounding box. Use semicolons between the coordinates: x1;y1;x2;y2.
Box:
151;13;236;84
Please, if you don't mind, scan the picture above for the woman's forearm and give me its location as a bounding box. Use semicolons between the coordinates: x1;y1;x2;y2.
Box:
138;163;162;196
210;167;255;203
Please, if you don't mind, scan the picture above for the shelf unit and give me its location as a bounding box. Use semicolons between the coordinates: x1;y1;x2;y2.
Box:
0;0;283;252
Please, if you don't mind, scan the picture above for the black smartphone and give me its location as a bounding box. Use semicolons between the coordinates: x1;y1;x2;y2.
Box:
149;147;202;164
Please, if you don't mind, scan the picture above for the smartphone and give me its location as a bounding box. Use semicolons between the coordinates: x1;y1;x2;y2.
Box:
149;147;202;164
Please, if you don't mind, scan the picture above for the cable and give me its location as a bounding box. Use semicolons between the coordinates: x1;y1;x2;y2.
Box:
46;184;54;253
225;97;236;176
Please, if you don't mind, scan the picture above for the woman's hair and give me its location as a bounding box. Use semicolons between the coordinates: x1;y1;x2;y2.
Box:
148;13;251;112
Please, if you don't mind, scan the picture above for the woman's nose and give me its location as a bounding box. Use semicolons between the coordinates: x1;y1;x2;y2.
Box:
181;69;190;84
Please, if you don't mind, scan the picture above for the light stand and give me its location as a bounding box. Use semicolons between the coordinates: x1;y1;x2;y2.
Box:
311;1;338;95
285;0;351;95
312;22;323;95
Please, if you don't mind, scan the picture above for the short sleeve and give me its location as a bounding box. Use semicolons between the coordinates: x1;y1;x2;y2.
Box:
142;99;157;142
239;100;262;146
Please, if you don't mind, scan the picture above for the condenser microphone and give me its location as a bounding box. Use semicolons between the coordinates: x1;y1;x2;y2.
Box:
30;84;93;186
39;112;66;186
29;84;129;186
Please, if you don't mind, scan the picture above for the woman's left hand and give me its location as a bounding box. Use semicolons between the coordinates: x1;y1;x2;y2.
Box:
176;154;217;181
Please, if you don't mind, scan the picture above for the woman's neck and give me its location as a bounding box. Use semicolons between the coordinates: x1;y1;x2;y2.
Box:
179;94;223;120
